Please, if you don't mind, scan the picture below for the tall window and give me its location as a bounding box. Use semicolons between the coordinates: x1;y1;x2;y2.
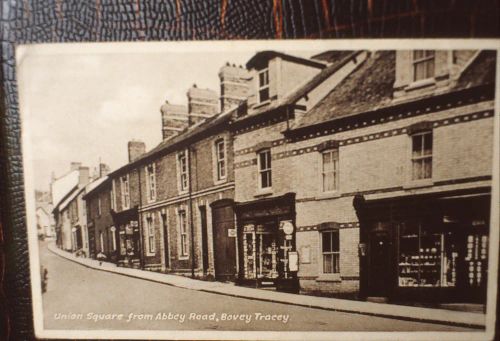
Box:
413;50;435;81
146;216;155;253
121;175;130;209
97;197;102;216
178;210;188;257
215;139;226;181
411;131;433;180
322;230;340;274
110;182;116;211
178;152;188;192
110;226;117;251
99;231;104;253
258;149;272;189
322;149;339;192
146;164;156;202
258;69;270;103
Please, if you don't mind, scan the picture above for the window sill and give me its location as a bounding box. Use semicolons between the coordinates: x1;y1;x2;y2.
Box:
178;256;189;261
403;179;434;190
254;188;273;198
213;178;228;186
253;100;271;110
405;78;436;92
178;190;188;196
315;191;341;200
146;252;156;257
316;274;341;282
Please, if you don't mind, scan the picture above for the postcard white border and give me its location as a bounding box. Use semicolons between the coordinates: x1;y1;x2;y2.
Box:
17;38;500;341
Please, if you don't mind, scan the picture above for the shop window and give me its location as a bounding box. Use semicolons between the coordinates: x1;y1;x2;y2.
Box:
258;149;272;189
146;164;156;202
178;151;188;192
121;175;130;209
214;138;226;181
146;215;155;254
322;230;340;274
178;210;188;257
398;221;460;287
258;69;270;103
322;149;339;192
411;131;433;180
413;50;435;81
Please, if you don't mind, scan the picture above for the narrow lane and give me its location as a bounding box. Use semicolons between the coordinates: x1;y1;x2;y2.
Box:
39;241;476;331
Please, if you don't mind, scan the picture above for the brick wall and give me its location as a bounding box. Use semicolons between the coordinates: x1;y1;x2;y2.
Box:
137;126;235;274
141;188;234;276
290;98;494;295
85;183;114;258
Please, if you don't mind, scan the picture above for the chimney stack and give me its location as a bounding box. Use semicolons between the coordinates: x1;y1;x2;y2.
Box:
160;100;189;140
78;166;90;186
99;163;110;177
187;84;218;126
70;162;82;171
218;63;250;112
128;140;146;162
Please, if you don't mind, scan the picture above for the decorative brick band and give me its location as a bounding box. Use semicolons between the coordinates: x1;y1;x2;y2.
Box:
297;222;360;232
295;175;491;203
290;95;491;142
234;110;494;169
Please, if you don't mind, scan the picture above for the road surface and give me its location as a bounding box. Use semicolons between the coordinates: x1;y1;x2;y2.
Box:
39;241;475;331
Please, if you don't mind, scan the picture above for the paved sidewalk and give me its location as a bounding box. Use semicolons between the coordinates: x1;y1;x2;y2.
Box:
48;243;485;329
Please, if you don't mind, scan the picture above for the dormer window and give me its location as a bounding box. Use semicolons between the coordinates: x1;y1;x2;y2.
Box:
258;68;270;103
413;50;435;81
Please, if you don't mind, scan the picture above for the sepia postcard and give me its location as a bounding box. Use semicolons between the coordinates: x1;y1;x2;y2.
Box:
17;39;499;340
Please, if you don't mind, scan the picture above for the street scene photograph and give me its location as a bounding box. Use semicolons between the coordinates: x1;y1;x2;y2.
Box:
18;41;498;339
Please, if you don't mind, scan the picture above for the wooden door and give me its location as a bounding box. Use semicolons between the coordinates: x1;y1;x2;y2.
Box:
211;200;236;281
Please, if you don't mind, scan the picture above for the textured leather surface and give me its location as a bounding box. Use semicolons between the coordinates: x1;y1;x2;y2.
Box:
0;1;499;340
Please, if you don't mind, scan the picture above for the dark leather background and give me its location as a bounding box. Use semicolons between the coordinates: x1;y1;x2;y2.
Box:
0;1;499;340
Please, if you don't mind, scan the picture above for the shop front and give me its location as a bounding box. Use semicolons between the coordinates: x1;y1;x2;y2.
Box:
235;193;299;292
111;207;142;269
355;190;490;304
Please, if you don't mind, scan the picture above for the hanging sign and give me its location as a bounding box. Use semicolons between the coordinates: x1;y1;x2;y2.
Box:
280;220;294;235
228;228;237;237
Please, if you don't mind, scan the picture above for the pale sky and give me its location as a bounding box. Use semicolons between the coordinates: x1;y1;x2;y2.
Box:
17;42;330;191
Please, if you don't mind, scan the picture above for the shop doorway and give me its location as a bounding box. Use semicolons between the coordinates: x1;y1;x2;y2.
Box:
369;232;392;296
242;224;279;280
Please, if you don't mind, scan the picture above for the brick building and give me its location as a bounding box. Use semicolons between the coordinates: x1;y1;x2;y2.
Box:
108;81;240;279
230;50;367;290
83;169;115;261
107;142;144;268
282;49;496;303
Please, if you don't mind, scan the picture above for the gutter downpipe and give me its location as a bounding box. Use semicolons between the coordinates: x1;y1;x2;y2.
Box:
137;168;145;269
188;144;196;278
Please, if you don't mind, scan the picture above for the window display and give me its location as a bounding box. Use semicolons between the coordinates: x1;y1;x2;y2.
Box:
398;222;457;287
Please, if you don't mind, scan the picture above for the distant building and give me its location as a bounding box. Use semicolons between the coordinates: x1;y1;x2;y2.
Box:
52;163;90;254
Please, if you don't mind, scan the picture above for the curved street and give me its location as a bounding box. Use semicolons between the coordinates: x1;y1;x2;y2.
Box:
39;241;475;332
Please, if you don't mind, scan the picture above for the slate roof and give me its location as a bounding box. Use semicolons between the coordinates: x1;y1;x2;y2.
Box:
292;50;496;130
108;107;236;176
82;176;110;199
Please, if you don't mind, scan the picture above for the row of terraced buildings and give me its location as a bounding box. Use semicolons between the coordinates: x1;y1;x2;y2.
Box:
53;48;496;304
